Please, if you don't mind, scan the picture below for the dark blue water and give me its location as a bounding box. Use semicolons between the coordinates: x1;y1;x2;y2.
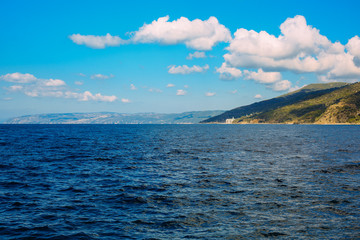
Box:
0;124;359;239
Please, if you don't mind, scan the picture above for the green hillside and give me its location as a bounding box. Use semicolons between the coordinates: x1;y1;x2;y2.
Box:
235;82;360;124
201;82;349;123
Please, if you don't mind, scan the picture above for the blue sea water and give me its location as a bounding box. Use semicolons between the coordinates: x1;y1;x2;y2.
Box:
0;124;359;239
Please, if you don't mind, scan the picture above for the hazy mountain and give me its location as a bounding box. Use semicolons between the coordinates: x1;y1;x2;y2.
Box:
202;82;360;124
4;110;224;124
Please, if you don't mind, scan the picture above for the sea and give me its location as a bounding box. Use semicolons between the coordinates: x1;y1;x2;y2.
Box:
0;124;359;239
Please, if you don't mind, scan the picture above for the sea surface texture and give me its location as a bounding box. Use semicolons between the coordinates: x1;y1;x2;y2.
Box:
0;124;359;239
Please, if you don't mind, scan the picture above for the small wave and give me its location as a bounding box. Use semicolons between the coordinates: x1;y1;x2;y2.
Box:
0;181;29;188
59;186;85;193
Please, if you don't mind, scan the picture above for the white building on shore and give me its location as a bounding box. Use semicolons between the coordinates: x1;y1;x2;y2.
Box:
225;117;235;124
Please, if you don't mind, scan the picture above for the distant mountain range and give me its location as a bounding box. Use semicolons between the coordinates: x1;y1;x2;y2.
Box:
5;82;360;125
202;82;360;124
4;110;224;124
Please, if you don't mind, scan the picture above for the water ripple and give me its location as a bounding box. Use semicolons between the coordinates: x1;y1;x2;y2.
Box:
0;124;359;239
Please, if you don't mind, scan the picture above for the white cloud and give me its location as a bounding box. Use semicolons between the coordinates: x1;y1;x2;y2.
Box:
166;83;175;88
216;63;242;80
44;79;66;87
67;15;360;86
217;65;290;91
346;36;360;69
254;94;263;99
271;80;291;91
205;92;216;97
69;33;125;49
78;73;86;77
176;89;187;96
121;98;131;103
227;15;330;60
243;69;282;83
132;16;231;50
318;74;358;83
184;85;189;88
221;15;360;85
70;16;230;50
65;91;117;102
75;81;83;86
168;64;209;74
148;88;162;93
91;74;114;79
6;76;67;97
242;69;291;91
346;36;360;58
288;85;303;92
224;53;328;73
130;84;137;90
0;73;37;83
7;85;23;91
187;51;206;60
3;72;117;102
230;89;238;94
25;83;66;98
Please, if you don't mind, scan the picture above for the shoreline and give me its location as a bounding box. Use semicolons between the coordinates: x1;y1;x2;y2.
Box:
203;122;360;125
1;122;359;125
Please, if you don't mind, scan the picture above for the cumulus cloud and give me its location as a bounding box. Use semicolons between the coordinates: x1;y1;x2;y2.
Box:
121;98;131;103
216;63;242;80
227;15;331;61
70;16;230;50
187;51;206;60
44;79;66;87
221;15;360;85
4;72;117;102
132;16;231;50
69;33;126;49
0;72;37;83
130;84;137;90
346;36;360;58
166;83;175;88
168;64;209;74
345;36;360;69
68;15;360;88
7;85;23;91
75;81;83;86
176;89;187;96
254;94;263;99
7;79;68;98
65;91;117;102
147;87;162;93
91;74;114;79
243;69;291;91
271;80;292;91
243;69;281;83
205;92;216;97
288;85;303;92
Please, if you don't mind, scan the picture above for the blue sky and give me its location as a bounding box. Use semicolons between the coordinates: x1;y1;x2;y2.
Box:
1;0;360;121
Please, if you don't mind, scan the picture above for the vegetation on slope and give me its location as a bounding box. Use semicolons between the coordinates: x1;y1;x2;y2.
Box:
235;82;360;124
202;82;348;123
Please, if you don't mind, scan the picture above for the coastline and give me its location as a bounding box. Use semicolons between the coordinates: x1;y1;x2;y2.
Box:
203;122;360;125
